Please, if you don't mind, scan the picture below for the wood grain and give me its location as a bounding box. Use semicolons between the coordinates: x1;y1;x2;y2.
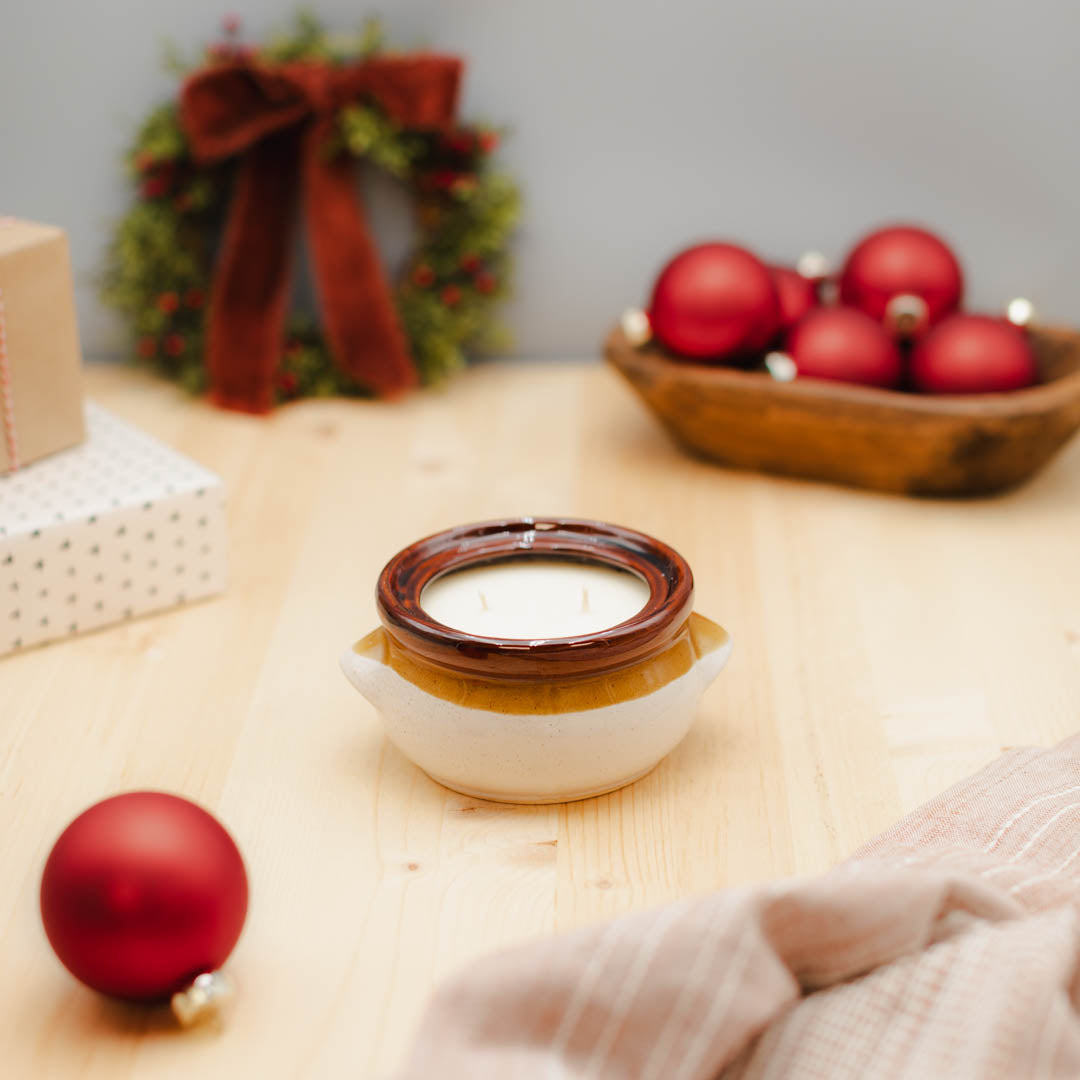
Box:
3;359;1080;1077
606;325;1080;495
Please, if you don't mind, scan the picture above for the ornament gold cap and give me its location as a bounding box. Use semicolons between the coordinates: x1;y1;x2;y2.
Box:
1006;297;1036;328
885;293;929;338
765;352;797;382
796;251;830;282
818;279;840;307
620;307;652;347
171;970;234;1028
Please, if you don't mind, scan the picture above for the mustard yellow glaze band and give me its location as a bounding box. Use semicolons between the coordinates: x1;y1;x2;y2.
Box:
353;612;729;715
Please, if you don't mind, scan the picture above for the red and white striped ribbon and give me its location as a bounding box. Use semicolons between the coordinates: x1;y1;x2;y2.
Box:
0;286;19;471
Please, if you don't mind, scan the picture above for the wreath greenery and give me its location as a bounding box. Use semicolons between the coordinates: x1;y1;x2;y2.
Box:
102;15;520;403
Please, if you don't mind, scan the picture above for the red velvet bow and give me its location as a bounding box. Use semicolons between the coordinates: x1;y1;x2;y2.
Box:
180;56;462;412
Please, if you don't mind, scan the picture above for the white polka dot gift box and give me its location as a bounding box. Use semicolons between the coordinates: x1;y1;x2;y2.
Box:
0;403;226;656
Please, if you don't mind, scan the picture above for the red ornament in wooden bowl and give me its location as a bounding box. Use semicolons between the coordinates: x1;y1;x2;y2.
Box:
911;315;1038;394
840;225;963;332
786;307;903;389
770;266;820;334
649;243;780;361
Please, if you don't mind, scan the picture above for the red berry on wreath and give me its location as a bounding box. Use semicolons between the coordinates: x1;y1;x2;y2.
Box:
141;175;170;199
474;271;496;295
164;333;186;357
412;264;435;288
40;792;248;1013
478;131;499;154
276;370;299;396
445;131;475;155
137;337;157;359
910;314;1037;394
440;284;463;307
786;306;903;388
459;252;481;274
770;265;819;334
839;225;963;332
649;243;780;361
426;169;458;192
157;292;180;314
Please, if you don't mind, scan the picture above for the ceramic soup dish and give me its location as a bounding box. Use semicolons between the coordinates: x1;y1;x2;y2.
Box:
340;519;732;804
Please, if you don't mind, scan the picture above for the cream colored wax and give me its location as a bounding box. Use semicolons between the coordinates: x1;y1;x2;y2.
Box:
419;559;650;640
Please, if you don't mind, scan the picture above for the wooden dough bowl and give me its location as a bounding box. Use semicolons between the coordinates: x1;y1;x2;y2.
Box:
605;324;1080;496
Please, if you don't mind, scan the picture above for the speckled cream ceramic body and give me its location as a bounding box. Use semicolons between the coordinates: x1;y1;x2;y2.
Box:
340;612;731;804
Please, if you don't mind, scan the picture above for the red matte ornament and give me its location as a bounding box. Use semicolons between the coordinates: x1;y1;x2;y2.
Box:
839;226;963;328
770;266;819;334
649;243;780;361
910;314;1037;394
40;792;248;1001
786;307;903;388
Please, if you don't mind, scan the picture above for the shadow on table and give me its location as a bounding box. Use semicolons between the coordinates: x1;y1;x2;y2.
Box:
37;985;227;1044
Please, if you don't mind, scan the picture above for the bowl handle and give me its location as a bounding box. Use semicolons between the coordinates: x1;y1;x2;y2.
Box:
688;612;733;689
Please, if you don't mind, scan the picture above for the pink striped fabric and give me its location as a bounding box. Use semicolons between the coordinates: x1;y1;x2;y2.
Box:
399;735;1080;1078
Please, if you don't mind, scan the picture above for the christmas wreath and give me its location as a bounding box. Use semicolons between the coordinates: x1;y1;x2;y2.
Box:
103;16;520;412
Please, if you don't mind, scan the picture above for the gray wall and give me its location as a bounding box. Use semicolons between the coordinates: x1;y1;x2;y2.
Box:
3;0;1079;360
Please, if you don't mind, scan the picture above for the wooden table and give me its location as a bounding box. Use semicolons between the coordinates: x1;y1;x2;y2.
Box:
5;360;1080;1078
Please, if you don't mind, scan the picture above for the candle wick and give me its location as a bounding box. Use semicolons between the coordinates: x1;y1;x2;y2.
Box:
478;590;488;612
581;587;590;614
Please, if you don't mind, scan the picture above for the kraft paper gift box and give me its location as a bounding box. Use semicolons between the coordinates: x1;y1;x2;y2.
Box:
0;218;85;474
0;403;227;656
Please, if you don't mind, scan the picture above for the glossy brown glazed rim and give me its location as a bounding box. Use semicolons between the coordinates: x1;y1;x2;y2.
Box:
376;518;695;681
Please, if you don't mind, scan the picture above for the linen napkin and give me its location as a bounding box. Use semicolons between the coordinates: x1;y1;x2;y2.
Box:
398;733;1080;1079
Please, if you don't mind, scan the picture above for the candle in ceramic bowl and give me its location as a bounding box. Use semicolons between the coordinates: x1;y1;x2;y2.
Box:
419;560;650;639
340;519;732;804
